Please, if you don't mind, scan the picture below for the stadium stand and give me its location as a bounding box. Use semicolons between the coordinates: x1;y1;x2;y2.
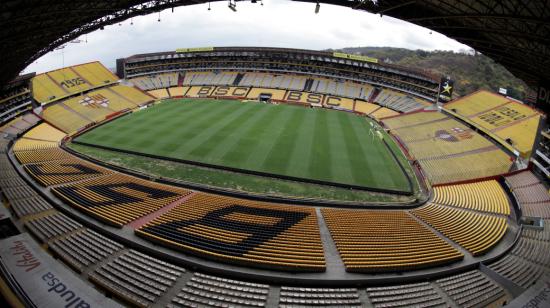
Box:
137;192;326;271
147;88;170;99
49;228;124;272
0;113;40;136
183;71;238;86
382;111;513;184
51;173;190;227
366;281;447;307
24;211;83;243
14;147;74;164
432;180;511;215
369;107;400;120
170;272;268;308
374;89;429;113
24;158;113;186
90;249;185;307
0;75;33;124
40;84;152;134
505;171;550;218
444;90;541;158
167;86;189;97
279;286;360;307
309;77;374;101
129;73;178;90
32;62;119;104
435;270;507;307
246;88;287;101
354;100;381;115
322;209;463;272
412;203;507;256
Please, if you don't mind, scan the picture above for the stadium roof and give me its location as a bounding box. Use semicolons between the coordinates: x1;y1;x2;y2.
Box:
1;0;549;90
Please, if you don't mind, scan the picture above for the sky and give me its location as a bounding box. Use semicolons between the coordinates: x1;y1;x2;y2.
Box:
23;0;470;74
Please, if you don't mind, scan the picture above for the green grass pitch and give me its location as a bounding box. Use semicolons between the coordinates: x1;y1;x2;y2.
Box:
74;99;412;192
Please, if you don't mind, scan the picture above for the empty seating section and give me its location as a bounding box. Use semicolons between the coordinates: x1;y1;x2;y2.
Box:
137;193;326;271
412;204;507;255
0;113;40;136
246;88;287;101
433;180;510;215
322;209;462;272
168;86;189;97
11;122;64;150
147;88;169;99
42;103;92;134
310;78;373;100
436;270;506;308
52;174;189;227
90;249;184;307
107;85;153;107
489;221;550;289
354;100;380;115
24;212;83;242
444;90;541;157
279;286;360;307
169;272;268;308
183;71;237;86
382;111;512;184
49;228;124;272
375;89;428;113
366;282;446;308
32;62;118;104
505;171;550;218
239;72;306;90
24;158;112;186
63;95;114;123
129;73;178;90
15;147;74;164
369;107;400;120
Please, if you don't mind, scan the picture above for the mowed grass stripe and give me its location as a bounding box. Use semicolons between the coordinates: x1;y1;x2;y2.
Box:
308;110;332;180
261;107;306;175
220;104;286;166
75;99;413;192
325;112;355;184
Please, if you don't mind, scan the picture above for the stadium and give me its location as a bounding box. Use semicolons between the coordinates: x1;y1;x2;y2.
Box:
0;1;549;308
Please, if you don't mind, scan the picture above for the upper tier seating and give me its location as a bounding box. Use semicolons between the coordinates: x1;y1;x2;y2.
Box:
322;209;463;272
382;111;513;184
375;89;429;113
32;62;119;104
412;203;507;256
310;77;374;100
129;73;178;90
137;192;326;272
183;71;238;86
432;180;511;215
239;72;306;91
0;113;40;136
52;173;190;227
444;90;541;157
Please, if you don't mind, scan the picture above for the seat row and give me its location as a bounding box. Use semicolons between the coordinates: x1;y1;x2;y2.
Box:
432;180;510;215
24;158;112;186
322;209;463;272
137;192;326;272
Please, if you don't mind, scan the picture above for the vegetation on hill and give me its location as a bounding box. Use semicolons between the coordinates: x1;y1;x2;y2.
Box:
331;47;528;100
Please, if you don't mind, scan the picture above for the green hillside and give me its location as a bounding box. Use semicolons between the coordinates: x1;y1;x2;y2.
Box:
331;47;528;100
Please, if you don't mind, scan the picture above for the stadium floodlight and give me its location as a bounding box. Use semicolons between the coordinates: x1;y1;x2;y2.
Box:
315;2;320;13
228;1;237;12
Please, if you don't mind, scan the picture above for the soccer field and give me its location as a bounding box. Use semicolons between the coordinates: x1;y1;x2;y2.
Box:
74;99;412;192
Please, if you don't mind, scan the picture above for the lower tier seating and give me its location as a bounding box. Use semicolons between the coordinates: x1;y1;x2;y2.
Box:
24;158;112;186
169;272;269;308
24;212;83;242
279;286;361;307
436;270;506;308
412;204;507;256
14;147;74;164
136;192;326;272
90;249;185;307
52;174;189;227
432;180;510;215
322;209;463;272
366;281;446;308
